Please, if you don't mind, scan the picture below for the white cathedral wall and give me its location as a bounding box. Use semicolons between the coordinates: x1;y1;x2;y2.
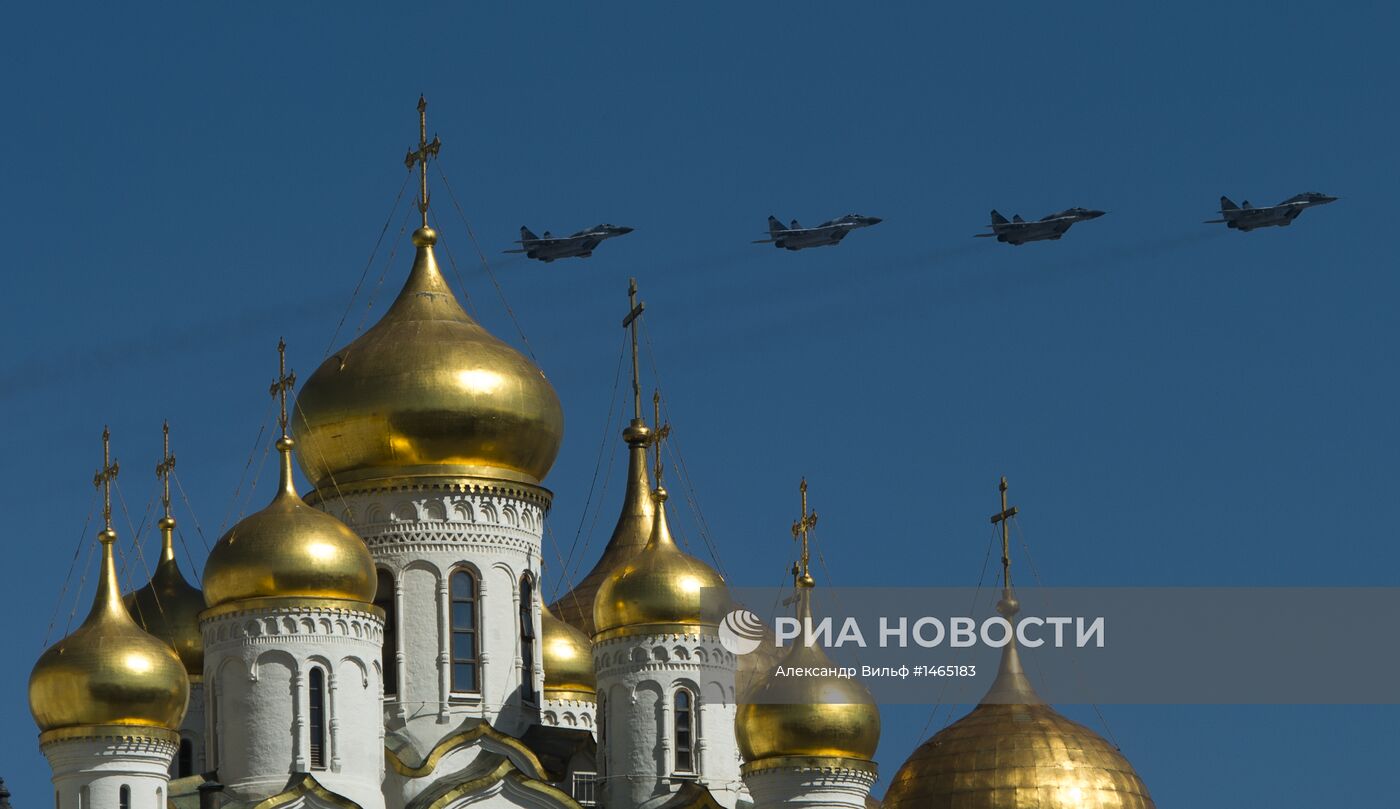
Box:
540;695;595;733
594;632;743;809
201;601;385;809
178;681;206;776
316;483;549;745
741;763;877;809
43;733;176;809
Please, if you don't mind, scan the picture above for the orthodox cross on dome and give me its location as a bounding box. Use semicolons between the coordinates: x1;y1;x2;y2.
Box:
155;420;176;520
989;475;1019;598
92;426;120;533
650;389;672;489
269;338;297;438
622;278;647;422
790;478;818;588
404;95;442;228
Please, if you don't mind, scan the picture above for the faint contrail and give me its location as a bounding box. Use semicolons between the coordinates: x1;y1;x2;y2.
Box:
0;294;343;401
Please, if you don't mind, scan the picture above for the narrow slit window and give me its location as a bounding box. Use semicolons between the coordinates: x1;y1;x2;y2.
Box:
451;569;480;692
309;667;327;769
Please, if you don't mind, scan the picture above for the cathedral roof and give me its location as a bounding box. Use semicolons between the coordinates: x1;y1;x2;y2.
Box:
28;529;190;736
125;449;205;681
592;486;727;640
291;229;563;490
881;478;1153;808
549;418;655;635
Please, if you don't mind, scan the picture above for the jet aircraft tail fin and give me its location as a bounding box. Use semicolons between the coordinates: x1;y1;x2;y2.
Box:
1219;196;1239;212
768;216;785;236
790;219;802;230
1011;214;1026;223
990;210;1010;225
1241;200;1253;210
520;226;540;241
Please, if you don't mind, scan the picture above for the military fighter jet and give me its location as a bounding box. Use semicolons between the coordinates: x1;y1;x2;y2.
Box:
504;224;634;262
1204;193;1337;231
753;214;882;250
975;208;1105;245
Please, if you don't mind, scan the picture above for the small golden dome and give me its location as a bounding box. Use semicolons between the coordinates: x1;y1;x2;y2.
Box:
592;488;728;639
292;226;564;489
737;586;881;762
125;517;204;678
550;419;655;636
30;529;190;734
203;437;376;607
541;604;596;697
881;641;1155;809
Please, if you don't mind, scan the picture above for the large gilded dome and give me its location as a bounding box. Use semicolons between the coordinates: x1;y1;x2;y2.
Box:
541;604;596;698
203;437;376;607
292;226;564;489
593;488;728;639
30;529;190;734
737;586;881;763
882;641;1154;809
125;516;205;678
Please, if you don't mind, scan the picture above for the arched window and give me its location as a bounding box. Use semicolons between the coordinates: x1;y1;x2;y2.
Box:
674;689;695;773
308;667;328;769
520;574;537;704
375;569;397;696
118;785;130;809
177;737;193;777
450;569;479;692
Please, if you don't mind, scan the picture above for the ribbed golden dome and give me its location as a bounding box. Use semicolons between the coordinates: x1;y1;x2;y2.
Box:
125;517;204;678
541;604;596;697
592;488;728;639
292;226;564;489
550;419;655;636
737;586;881;762
30;529;190;734
882;640;1154;809
203;437;376;607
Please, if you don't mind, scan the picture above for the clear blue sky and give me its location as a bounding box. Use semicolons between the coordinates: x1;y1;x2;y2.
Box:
2;3;1395;805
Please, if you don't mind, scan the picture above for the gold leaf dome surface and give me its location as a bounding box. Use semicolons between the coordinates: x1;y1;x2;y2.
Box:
29;530;190;733
541;604;596;696
550;420;655;636
125;517;204;677
292;227;564;489
203;438;376;607
882;643;1154;809
592;489;728;639
737;588;881;762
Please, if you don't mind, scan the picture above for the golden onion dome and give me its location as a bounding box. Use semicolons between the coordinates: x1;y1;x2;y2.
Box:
203;437;376;607
125;516;204;678
737;585;881;763
30;528;190;734
291;226;564;489
592;487;728;639
550;419;655;636
541;604;596;698
882;634;1154;808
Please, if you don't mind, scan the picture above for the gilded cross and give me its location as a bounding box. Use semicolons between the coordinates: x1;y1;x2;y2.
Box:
622;278;646;422
650;390;671;488
92;426;120;531
269;339;297;436
989;476;1018;590
155;421;176;519
791;478;818;587
403;95;442;228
